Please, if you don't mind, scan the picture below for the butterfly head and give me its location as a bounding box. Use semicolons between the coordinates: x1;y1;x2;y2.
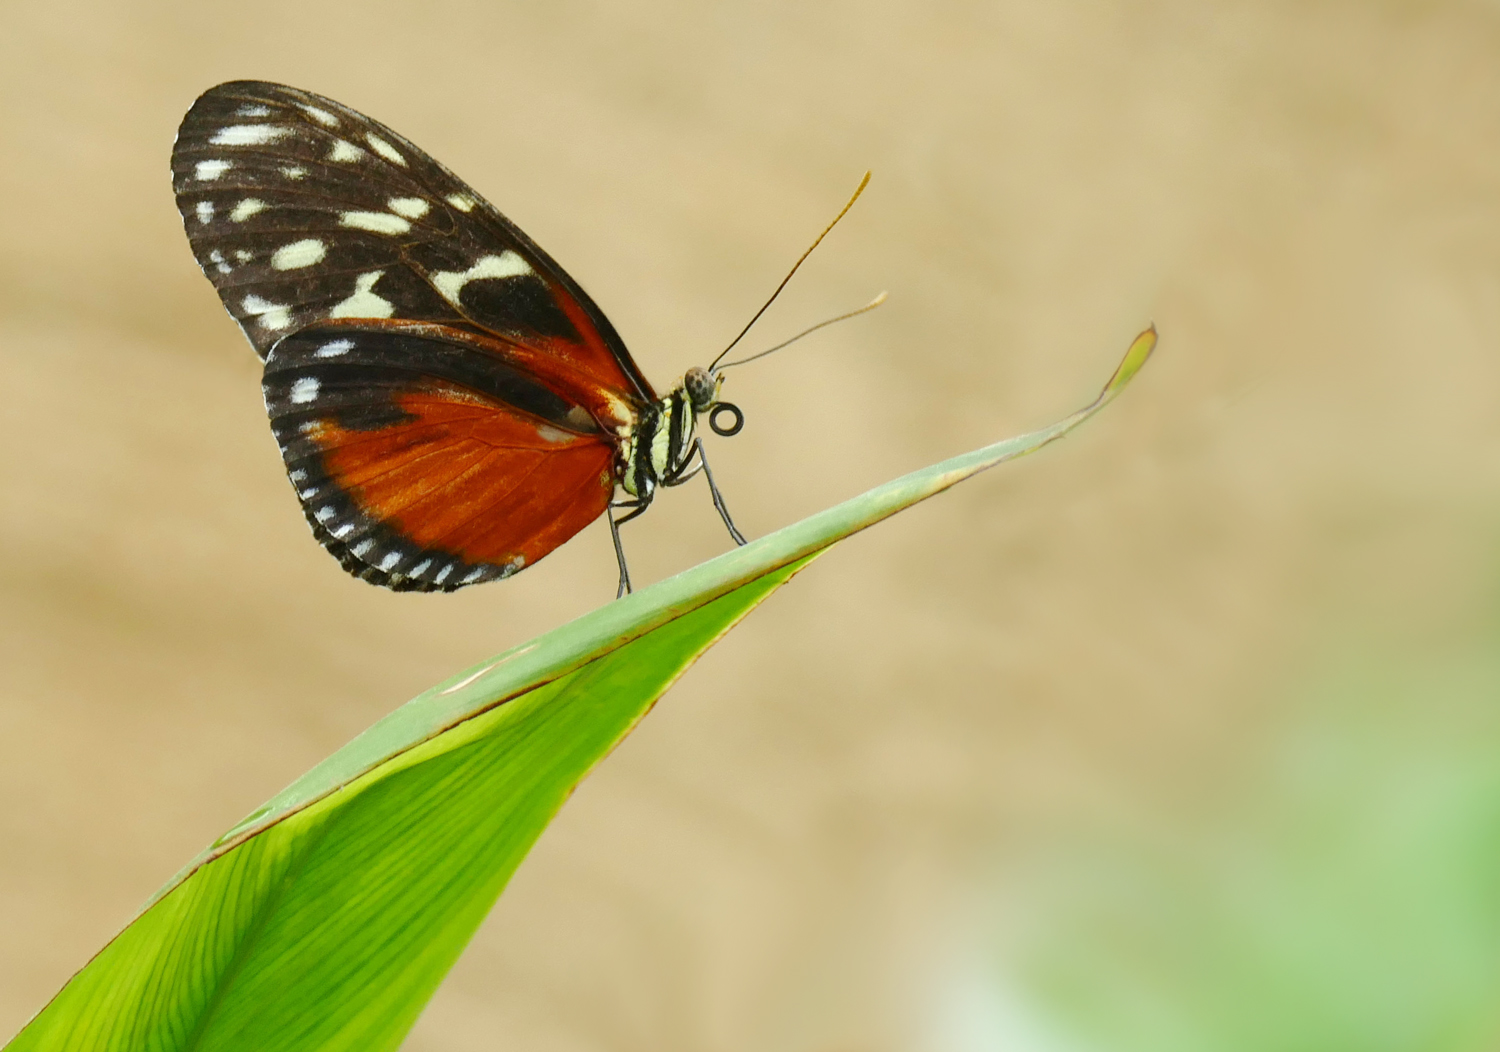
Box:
683;365;744;437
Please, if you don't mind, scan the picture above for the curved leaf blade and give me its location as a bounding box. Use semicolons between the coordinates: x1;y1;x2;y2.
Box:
5;328;1155;1052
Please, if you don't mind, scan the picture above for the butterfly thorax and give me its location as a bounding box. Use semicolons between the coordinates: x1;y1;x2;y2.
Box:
619;386;696;500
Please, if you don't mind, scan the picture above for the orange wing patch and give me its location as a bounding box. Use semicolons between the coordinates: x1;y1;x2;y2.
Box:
310;394;615;570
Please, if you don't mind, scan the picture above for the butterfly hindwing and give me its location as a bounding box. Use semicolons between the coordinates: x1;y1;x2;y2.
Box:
171;80;655;403
265;324;617;591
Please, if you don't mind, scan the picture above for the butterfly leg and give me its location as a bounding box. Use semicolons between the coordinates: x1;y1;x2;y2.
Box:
693;441;748;546
662;458;704;487
607;504;634;598
607;497;652;598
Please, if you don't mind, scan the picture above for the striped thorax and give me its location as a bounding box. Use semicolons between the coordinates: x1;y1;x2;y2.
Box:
618;384;693;499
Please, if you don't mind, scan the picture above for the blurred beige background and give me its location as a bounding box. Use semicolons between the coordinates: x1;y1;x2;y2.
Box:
4;2;1500;1050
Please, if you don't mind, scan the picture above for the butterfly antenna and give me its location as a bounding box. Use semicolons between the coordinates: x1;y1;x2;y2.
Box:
708;171;871;372
716;291;887;371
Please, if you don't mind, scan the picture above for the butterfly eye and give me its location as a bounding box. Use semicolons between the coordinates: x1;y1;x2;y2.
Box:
683;366;716;411
709;402;744;437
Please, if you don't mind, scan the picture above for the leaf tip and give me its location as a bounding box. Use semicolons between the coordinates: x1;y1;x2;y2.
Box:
1101;324;1157;399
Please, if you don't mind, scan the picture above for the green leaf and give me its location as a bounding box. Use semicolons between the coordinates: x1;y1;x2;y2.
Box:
5;328;1156;1052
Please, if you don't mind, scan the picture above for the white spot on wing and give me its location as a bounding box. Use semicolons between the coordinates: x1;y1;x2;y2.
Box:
445;193;475;212
340;211;410;235
235;104;271;117
507;555;526;573
315;338;356;357
271;238;327;270
210;249;232;274
195;201;214;224
234;250;254;263
242;294;291;331
430;252;533;307
332;523;355;538
298;104;339;127
535;424;571;444
433;564;455;584
410;558;433;576
329;271;394;319
460;568;486;584
194;159;231;181
211;125;291;146
315;505;337;523
565;406;595;431
387;197;430;219
280;165;307;180
289;469;308;482
378;552;401;572
364;133;406;165
230;198;266;222
299;487;319;499
352;539;375;558
290;377;321;404
328;139;363;162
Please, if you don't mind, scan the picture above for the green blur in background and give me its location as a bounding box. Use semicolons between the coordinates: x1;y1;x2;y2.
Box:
985;592;1500;1052
2;1;1498;1050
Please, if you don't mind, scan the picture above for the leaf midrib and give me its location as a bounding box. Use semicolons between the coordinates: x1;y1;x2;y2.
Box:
176;816;341;1052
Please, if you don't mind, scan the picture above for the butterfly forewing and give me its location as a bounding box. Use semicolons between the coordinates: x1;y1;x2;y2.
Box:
171;80;654;402
172;81;654;589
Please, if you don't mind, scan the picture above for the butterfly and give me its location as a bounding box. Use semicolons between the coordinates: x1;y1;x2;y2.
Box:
171;81;868;596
